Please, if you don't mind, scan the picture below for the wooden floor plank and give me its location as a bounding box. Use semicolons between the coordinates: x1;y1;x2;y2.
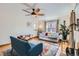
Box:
0;44;11;55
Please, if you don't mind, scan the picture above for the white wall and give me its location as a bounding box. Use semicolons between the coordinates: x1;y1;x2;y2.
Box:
0;4;37;45
0;3;78;45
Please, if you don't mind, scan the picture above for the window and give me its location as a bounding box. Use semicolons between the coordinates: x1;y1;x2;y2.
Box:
46;20;59;32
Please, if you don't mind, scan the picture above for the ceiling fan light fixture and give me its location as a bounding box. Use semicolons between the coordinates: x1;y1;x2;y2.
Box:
31;12;36;15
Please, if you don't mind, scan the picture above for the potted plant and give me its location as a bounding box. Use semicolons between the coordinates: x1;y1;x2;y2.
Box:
60;21;70;40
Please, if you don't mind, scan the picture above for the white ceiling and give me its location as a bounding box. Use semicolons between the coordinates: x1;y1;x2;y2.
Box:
21;3;79;19
1;3;79;20
36;3;75;17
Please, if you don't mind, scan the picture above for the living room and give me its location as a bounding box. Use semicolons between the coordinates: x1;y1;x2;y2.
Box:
0;3;79;56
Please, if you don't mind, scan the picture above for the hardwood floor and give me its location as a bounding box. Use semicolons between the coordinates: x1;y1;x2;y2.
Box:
0;38;68;56
0;44;11;55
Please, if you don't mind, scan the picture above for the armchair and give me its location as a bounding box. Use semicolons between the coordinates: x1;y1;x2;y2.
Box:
10;36;43;56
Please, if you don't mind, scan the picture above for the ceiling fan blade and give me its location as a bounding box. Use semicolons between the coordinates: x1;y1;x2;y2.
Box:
35;8;40;12
38;13;44;16
22;9;31;13
22;3;33;9
25;14;31;16
26;8;32;10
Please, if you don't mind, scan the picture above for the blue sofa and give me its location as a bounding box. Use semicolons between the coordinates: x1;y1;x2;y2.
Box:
10;36;43;56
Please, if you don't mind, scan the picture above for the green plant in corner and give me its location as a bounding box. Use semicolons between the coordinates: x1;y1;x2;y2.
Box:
60;21;70;40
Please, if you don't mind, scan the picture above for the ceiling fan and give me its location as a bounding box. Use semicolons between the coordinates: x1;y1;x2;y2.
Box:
22;3;44;16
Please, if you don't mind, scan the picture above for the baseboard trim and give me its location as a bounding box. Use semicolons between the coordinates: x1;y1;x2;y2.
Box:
0;43;11;47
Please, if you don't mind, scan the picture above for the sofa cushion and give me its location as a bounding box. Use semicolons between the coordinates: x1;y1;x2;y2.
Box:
39;32;59;39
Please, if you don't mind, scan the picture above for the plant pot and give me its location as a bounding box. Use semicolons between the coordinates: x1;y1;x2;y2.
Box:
66;47;75;56
63;36;67;40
